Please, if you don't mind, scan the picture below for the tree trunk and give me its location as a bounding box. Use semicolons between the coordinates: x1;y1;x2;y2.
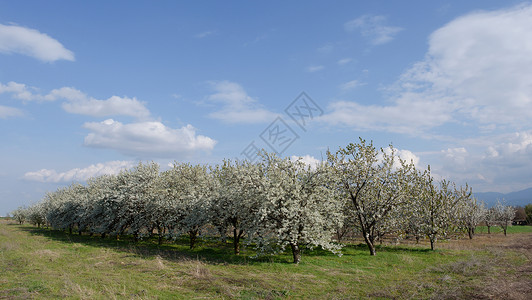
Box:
233;228;243;255
290;243;301;264
158;226;167;245
217;225;227;243
233;235;240;255
363;232;376;256
415;236;420;244
336;229;342;243
156;226;162;245
468;228;473;239
429;235;436;250
189;230;197;249
487;225;491;234
69;226;72;235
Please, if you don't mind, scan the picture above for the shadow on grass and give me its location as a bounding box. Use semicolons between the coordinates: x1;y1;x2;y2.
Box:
17;225;435;266
18;225;296;265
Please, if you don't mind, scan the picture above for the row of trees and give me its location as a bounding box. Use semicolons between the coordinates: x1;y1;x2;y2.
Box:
11;139;516;263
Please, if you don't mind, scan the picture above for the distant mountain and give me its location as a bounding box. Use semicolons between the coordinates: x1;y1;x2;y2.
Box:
474;187;532;207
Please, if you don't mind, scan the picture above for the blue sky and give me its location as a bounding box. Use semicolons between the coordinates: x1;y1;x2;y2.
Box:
1;1;532;215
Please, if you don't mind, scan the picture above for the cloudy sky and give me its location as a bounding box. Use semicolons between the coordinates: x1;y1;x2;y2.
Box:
1;1;532;215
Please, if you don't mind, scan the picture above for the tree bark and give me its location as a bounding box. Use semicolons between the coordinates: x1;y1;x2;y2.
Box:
468;228;473;239
233;235;240;255
363;232;376;256
157;226;163;245
189;230;197;249
290;243;301;264
233;228;244;255
336;228;344;243
487;225;491;234
429;236;435;250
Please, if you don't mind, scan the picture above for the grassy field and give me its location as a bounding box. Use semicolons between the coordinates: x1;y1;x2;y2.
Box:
1;220;531;299
475;225;532;234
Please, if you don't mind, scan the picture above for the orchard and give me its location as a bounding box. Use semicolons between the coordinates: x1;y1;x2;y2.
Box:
12;139;516;263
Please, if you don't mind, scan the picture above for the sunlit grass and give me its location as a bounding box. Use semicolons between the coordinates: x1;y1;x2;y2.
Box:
0;219;530;299
475;224;532;234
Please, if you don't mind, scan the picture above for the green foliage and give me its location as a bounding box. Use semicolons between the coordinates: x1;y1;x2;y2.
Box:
525;204;532;224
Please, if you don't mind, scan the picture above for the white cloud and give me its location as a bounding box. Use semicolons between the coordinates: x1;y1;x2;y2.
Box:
0;23;74;62
319;94;454;134
244;33;269;46
306;65;324;72
432;131;532;193
317;44;334;53
24;161;135;183
394;148;420;168
195;30;216;38
0;82;151;118
325;4;532;135
440;147;469;173
481;132;532;167
377;147;421;170
83;119;216;158
337;58;352;65
206;81;278;124
339;80;364;91
345;15;403;45
48;87;151;119
0;105;23;118
0;81;48;102
398;4;532;128
291;155;322;170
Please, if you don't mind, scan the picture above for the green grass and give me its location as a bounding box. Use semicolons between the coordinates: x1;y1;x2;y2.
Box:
0;221;530;299
475;225;532;234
